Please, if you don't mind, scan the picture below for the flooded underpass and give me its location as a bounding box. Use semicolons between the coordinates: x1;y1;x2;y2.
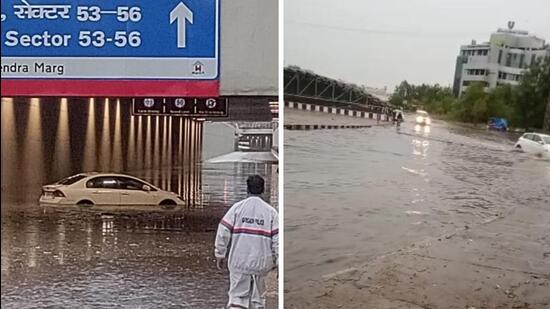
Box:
285;116;550;308
1;98;278;308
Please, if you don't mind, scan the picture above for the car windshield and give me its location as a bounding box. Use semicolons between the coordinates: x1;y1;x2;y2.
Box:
416;111;428;116
56;174;86;185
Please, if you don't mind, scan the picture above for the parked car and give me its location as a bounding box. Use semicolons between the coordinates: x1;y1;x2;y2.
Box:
415;110;431;125
487;117;508;131
514;133;550;156
39;173;185;207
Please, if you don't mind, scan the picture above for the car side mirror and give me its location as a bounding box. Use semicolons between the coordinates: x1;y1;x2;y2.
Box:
538;141;544;145
142;185;151;192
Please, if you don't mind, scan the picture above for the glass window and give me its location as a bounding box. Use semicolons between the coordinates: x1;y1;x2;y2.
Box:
542;136;550;144
86;177;119;189
532;135;542;142
523;134;533;140
118;177;146;190
498;50;503;64
519;54;525;68
57;174;87;186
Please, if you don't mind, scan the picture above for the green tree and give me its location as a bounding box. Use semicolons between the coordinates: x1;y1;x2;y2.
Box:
513;57;550;129
458;83;487;122
389;60;550;129
390;80;413;108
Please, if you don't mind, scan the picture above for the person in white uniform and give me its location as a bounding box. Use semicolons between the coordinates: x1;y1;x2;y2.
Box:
215;175;279;309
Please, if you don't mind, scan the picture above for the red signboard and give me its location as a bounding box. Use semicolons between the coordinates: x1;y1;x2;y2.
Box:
0;80;219;97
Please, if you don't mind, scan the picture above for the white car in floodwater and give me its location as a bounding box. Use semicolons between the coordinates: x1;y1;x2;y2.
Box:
40;173;185;207
415;110;431;125
514;133;550;157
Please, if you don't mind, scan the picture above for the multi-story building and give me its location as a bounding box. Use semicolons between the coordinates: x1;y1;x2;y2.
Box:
453;22;549;97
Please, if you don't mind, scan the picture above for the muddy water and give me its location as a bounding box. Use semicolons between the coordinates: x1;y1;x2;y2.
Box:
1;163;277;309
284;118;550;288
1;98;278;308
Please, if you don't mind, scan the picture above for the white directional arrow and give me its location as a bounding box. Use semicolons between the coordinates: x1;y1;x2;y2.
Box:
170;2;193;48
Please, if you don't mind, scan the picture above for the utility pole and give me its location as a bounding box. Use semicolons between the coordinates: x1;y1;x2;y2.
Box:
544;93;550;132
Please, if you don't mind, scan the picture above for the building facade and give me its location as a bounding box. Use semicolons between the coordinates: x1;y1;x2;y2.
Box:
453;23;549;97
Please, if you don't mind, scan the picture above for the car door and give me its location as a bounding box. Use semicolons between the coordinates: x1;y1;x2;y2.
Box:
520;134;534;152
117;177;155;205
85;177;121;205
530;134;544;153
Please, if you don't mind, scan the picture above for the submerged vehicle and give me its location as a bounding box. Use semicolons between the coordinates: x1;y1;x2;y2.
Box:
487;117;508;131
514;133;550;157
415;110;431;125
40;173;185;207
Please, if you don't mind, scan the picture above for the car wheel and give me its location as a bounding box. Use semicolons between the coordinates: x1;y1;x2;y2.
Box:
77;200;94;206
515;144;522;149
159;199;177;209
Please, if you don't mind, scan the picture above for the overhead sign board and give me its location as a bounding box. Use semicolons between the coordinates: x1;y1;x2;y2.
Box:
0;0;219;97
133;97;227;117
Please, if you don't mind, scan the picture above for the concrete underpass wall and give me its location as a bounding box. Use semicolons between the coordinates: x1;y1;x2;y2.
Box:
202;122;236;160
1;98;202;202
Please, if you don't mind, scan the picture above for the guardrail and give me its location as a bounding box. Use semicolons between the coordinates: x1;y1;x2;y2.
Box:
285;101;391;122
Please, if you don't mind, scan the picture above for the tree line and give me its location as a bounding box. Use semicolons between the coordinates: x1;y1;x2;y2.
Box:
389;57;550;130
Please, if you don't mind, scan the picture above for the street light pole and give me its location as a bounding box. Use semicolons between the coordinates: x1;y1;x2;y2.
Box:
544;92;550;132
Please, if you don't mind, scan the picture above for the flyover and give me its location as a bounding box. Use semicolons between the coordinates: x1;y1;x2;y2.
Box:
284;66;394;129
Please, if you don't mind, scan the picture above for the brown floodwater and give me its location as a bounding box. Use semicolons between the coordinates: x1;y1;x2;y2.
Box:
1;98;278;308
284;117;550;289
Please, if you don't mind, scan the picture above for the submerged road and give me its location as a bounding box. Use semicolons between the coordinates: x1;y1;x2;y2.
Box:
1;163;278;309
285;116;550;308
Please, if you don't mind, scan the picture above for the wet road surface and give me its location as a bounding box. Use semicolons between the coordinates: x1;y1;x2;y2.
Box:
284;116;550;307
1;163;277;309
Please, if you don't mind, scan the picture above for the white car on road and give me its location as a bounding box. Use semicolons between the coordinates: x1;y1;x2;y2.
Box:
40;173;185;207
415;110;432;125
514;133;550;156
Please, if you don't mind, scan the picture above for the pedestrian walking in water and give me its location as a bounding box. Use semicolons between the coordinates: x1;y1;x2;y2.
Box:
215;175;279;309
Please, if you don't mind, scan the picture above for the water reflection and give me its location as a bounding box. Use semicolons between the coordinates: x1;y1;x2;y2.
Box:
414;124;431;135
412;139;430;157
56;222;66;265
1;209;229;308
101;215;115;237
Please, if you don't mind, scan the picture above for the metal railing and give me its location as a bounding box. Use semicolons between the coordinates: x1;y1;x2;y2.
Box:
284;66;392;111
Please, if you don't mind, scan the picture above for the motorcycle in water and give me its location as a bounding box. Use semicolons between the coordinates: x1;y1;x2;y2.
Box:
392;109;405;127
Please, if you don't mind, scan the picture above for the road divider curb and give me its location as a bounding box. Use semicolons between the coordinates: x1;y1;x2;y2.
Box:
284;124;372;130
285;101;391;122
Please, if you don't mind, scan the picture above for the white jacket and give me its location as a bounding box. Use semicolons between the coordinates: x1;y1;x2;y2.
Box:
215;196;279;274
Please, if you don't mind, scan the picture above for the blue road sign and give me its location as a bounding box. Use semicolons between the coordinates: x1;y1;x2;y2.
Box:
1;0;220;96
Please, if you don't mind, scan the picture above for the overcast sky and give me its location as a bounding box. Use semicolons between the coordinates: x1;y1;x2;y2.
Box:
284;0;550;91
